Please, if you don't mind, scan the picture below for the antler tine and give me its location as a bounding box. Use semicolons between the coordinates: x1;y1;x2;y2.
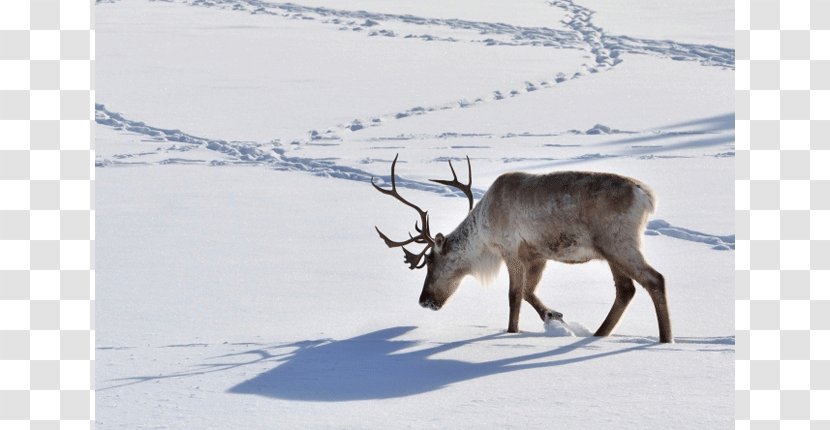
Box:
375;226;430;269
413;215;432;241
429;155;474;212
371;155;433;244
375;226;421;248
372;154;436;269
402;245;430;270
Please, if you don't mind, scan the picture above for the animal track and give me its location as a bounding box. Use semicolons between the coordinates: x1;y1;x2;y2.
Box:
150;0;733;71
549;0;733;70
96;104;733;250
95;1;734;251
104;0;733;140
95;104;486;199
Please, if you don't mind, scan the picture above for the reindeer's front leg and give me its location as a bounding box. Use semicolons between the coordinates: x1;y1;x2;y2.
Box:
523;259;564;323
505;258;526;333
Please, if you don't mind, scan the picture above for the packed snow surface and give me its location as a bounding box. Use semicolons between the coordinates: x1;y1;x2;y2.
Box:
96;0;734;428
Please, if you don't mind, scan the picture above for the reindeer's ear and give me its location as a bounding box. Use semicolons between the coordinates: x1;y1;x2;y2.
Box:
434;233;446;253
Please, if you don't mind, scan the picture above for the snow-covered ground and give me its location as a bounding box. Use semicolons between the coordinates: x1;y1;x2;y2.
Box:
95;0;734;428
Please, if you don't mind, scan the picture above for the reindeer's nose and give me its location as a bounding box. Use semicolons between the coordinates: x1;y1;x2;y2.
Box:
420;299;441;311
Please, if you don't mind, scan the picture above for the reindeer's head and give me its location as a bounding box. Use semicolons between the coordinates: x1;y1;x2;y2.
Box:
372;154;474;311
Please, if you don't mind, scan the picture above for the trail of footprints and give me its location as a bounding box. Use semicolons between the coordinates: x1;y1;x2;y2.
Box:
95;0;735;249
115;0;734;138
246;0;732;136
95;105;733;250
95;105;485;199
157;0;733;68
114;0;735;75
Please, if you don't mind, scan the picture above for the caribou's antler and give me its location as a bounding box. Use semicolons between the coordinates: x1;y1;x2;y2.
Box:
372;154;475;270
430;156;474;212
372;154;434;269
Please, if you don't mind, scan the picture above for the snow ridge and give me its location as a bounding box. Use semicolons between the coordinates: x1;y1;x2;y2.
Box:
646;219;734;250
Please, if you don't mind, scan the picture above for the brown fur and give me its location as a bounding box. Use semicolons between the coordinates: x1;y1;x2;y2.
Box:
418;170;673;343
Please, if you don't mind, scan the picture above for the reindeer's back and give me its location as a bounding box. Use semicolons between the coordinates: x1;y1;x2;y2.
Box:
479;171;656;252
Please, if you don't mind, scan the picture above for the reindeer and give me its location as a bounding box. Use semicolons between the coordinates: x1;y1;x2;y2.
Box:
372;155;672;343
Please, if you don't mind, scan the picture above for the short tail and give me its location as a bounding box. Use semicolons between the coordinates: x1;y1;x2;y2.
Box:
634;182;657;214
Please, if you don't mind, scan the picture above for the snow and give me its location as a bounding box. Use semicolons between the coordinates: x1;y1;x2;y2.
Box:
577;0;735;49
95;0;734;428
544;319;594;337
96;0;586;142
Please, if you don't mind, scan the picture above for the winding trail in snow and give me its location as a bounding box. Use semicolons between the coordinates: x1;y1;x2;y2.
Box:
154;0;733;70
95;104;486;200
95;105;733;250
549;0;733;70
98;0;733;139
95;0;734;250
170;0;584;48
275;0;734;135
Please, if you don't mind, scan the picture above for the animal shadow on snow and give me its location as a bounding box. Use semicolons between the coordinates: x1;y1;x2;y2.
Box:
227;326;654;401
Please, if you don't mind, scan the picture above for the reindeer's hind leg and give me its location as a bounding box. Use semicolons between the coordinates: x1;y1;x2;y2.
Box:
523;259;563;322
594;263;635;337
601;246;672;343
641;266;672;343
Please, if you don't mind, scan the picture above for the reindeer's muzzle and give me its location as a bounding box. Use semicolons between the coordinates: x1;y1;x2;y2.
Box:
420;299;442;311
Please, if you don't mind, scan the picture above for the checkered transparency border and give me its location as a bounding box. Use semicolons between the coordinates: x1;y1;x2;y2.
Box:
0;0;95;428
5;0;829;428
737;0;830;428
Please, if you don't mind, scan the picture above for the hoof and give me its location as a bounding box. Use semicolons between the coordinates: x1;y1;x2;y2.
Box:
419;299;441;311
544;310;564;322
